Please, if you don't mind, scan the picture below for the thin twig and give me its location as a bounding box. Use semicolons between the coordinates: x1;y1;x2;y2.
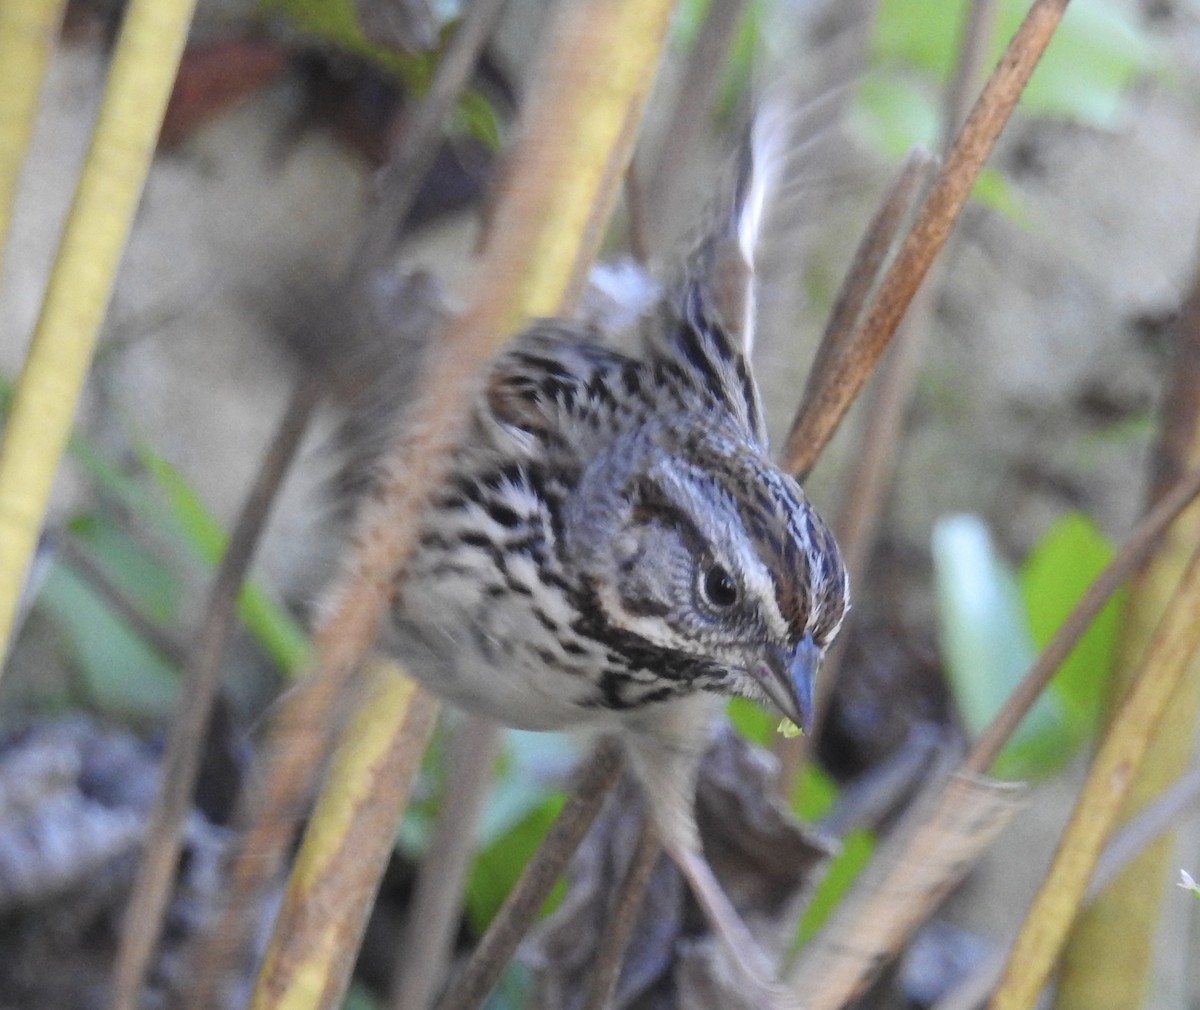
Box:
780;1;990;784
226;0;675;1003
185;3;524;998
388;717;504;1010
781;279;934;789
787;766;1022;1010
623;162;651;267
940;0;1001;149
185;628;367;1010
826;272;929;592
991;533;1200;1009
788;463;1200;1006
807;1;996;748
580;814;661;1010
783;0;1073;480
354;0;510;273
1053;223;1200;1006
964;462;1200;775
111;377;320;1010
436;738;625;1010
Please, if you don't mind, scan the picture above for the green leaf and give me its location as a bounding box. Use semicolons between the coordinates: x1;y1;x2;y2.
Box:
0;371;310;677
465;793;565;934
727;695;775;747
932;514;1070;778
1019;512;1121;740
794;829;875;948
67;513;182;623
258;0;435;90
478;730;578;847
792;762;839;822
454;89;502;151
37;559;179;719
137;445;311;676
872;0;1157;129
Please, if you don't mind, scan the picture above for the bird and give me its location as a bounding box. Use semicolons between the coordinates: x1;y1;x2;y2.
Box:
339;104;850;1002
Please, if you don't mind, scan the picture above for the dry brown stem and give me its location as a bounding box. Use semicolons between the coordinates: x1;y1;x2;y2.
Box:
790;770;1025;1009
933;763;1200;1010
580;814;661;1010
798;146;934;420
990;532;1200;1009
388;718;503;1010
773;148;932;796
354;0;509;272
783;0;1072;480
112;377;319;1010
781;0;993;784
1056;222;1200;1010
189;0;675;997
436;738;625;1010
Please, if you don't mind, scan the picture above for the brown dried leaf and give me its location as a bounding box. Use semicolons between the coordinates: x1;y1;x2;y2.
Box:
160;40;288;148
788;770;1025;1010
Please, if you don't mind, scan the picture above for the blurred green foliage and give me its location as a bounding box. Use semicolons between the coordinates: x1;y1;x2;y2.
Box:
858;0;1158;215
795;829;876;948
0;372;310;715
874;0;1156;126
933;512;1121;779
39;553;180;718
1019;511;1123;739
135;444;311;675
259;0;502;150
4;0;1171;996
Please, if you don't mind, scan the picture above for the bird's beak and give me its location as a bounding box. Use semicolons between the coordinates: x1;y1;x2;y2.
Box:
754;634;821;735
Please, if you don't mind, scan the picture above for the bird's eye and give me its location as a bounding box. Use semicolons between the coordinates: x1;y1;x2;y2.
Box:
701;564;738;608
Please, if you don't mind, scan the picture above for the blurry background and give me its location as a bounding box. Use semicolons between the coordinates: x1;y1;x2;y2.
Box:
0;0;1198;1007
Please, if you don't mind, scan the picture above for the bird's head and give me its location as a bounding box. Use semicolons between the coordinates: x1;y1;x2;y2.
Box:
563;422;849;731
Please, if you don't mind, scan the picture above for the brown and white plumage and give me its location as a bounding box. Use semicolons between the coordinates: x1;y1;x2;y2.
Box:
339;95;850;1002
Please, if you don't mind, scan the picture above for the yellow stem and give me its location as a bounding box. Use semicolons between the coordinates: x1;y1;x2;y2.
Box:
1055;251;1200;1010
0;0;65;271
0;0;195;668
989;535;1200;1010
252;661;440;1010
